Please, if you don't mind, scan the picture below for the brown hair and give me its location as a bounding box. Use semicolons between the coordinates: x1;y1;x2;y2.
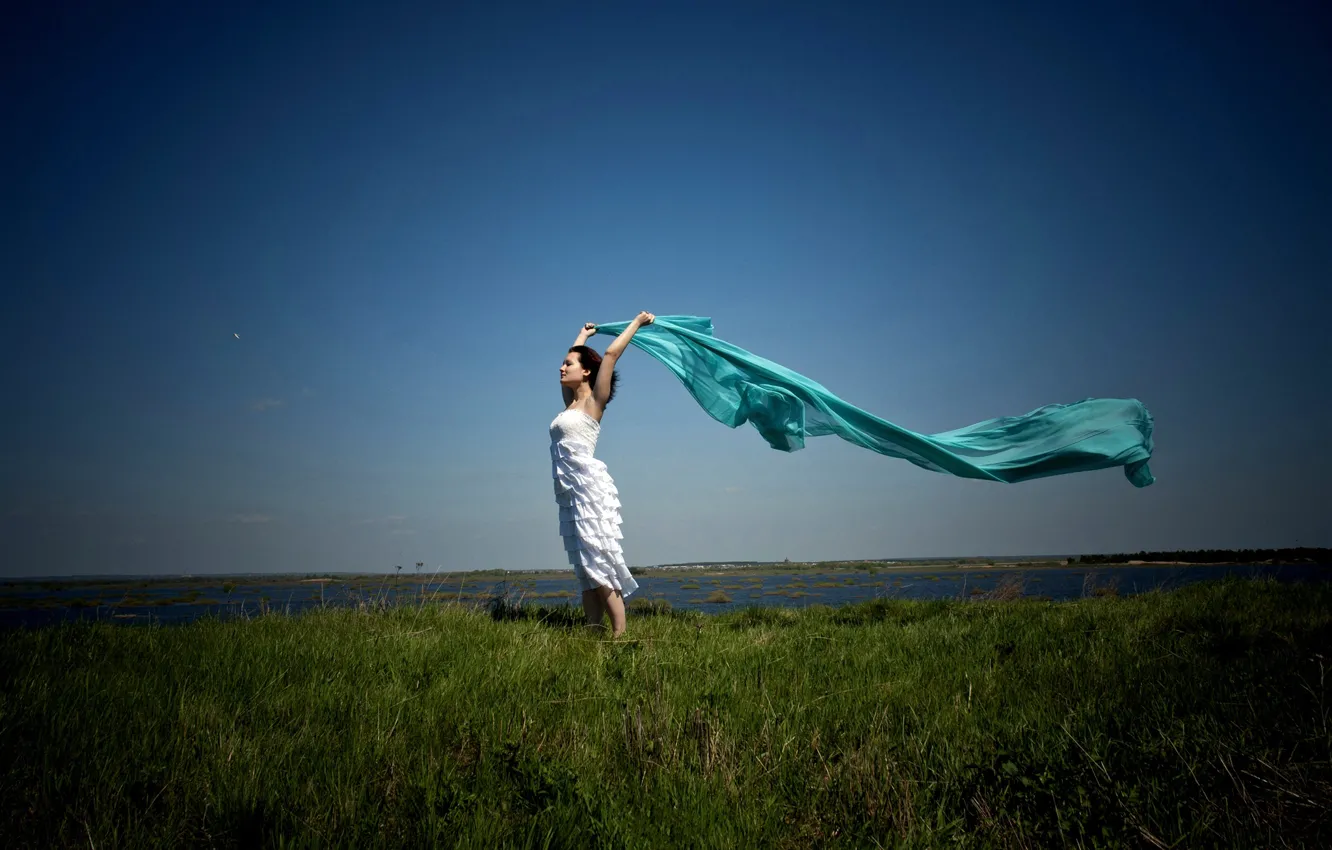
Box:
568;345;619;404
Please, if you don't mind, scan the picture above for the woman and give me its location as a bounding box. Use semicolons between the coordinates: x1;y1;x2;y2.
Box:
550;311;654;637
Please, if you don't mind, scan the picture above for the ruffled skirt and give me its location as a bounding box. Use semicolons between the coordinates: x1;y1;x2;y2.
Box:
551;439;639;597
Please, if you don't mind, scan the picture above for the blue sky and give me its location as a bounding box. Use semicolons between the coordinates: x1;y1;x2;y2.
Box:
4;1;1329;576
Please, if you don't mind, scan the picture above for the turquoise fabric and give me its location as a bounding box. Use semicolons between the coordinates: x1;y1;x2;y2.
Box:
594;316;1155;487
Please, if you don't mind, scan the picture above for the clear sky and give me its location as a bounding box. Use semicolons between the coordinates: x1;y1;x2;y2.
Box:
4;1;1330;577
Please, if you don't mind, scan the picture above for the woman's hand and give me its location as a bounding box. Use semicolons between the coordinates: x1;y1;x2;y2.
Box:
572;322;597;347
602;311;654;364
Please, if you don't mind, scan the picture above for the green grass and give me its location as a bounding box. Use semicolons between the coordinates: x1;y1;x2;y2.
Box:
2;579;1330;848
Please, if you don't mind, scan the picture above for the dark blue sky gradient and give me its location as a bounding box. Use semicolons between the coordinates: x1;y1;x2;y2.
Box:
4;1;1330;576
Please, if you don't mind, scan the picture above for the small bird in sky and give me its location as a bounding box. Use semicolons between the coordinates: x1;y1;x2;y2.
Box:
234;333;240;339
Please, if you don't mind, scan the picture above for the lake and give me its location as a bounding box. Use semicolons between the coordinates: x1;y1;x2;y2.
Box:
3;561;1330;629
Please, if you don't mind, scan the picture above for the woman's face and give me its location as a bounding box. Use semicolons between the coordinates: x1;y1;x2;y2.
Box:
560;352;590;387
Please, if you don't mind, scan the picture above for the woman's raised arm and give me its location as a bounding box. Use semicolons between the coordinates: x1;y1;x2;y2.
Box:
594;312;653;405
562;323;597;406
572;322;596;348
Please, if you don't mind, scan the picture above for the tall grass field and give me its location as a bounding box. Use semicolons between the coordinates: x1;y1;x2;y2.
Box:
3;579;1330;847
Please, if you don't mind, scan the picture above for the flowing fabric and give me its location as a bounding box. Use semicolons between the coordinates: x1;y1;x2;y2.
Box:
594;316;1155;487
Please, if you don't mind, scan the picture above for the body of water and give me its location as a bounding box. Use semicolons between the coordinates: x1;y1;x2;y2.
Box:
2;563;1330;629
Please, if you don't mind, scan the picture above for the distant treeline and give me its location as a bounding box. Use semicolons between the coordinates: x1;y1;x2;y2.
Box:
1072;548;1331;565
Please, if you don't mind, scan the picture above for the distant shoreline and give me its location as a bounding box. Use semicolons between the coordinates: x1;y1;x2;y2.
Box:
3;554;1327;587
633;559;1312;579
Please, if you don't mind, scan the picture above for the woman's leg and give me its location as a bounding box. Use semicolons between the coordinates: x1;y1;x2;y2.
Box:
596;586;626;637
580;588;606;632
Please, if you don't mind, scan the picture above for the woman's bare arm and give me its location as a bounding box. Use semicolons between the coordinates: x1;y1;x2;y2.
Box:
563;323;597;406
572;322;596;348
593;312;653;406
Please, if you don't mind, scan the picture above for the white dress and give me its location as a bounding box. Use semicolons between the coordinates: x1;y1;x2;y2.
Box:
549;408;640;597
